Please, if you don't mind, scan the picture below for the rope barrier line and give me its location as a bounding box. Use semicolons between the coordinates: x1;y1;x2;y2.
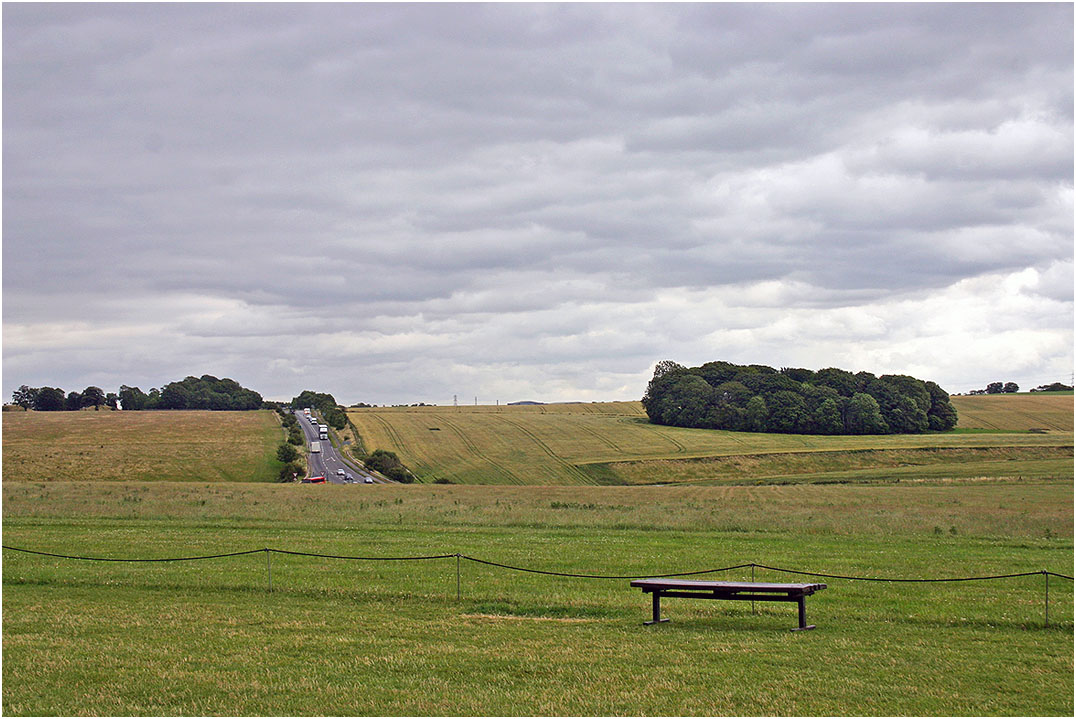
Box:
2;545;1072;583
750;562;1059;583
271;548;457;561
1;545;265;562
458;554;755;579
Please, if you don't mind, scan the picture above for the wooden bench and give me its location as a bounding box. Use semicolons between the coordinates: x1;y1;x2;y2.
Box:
630;578;827;631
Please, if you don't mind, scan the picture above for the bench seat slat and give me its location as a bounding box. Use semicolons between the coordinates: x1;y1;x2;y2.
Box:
630;579;826;594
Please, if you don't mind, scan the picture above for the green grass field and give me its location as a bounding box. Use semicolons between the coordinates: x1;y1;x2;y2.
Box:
3;481;1072;716
348;395;1073;485
3;395;1073;715
1;409;285;483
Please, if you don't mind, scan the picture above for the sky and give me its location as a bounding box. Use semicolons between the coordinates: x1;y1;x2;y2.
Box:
3;2;1073;405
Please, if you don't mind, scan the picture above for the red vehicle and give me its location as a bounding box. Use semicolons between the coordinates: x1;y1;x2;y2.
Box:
302;476;326;484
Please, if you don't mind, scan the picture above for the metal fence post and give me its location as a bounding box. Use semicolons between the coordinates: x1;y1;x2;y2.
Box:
266;548;273;593
456;553;461;601
1044;570;1049;628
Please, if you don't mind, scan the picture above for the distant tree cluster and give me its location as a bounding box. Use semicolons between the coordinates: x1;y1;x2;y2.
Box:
12;375;262;411
642;360;958;435
968;382;1020;395
289;390;348;430
364;449;414;483
1031;382;1073;393
12;384;115;411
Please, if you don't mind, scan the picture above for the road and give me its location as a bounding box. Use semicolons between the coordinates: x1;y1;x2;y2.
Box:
294;410;385;485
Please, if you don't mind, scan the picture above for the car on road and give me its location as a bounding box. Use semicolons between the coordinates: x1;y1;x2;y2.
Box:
364;477;374;484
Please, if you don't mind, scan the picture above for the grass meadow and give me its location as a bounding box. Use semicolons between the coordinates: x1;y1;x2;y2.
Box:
2;395;1073;715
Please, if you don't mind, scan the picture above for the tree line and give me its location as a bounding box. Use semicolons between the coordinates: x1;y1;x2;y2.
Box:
288;390;348;430
966;381;1073;395
11;375;263;411
642;360;958;435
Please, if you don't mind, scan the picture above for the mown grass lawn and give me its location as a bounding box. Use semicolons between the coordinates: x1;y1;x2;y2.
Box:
3;482;1072;716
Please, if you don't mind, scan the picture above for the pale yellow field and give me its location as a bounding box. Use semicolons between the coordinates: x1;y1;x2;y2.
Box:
2;410;283;483
349;396;1074;485
952;393;1073;431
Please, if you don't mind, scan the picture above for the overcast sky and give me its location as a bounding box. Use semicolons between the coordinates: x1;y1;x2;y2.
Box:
3;3;1073;405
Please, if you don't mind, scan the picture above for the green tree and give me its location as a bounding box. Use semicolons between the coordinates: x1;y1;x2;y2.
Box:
925;381;958;431
12;385;38;409
745;395;769;432
813;398;844;435
65;391;82;411
276;443;299;463
81;386;106;408
118;385;148;410
364;449;414;483
766;390;807;433
845;393;888;434
278;462;304;482
34;387;66;411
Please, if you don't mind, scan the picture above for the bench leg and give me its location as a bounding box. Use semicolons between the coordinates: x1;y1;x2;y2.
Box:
644;591;669;625
790;596;816;631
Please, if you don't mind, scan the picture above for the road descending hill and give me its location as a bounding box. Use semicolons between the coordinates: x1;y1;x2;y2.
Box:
347;394;1073;485
2;409;283;482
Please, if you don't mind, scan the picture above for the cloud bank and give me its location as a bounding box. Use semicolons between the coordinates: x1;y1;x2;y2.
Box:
4;3;1072;403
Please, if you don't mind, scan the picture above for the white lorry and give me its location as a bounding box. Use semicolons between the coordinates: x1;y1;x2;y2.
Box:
319;425;328;440
310;441;321;453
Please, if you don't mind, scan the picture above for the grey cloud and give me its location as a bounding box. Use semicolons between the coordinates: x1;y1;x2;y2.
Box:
3;3;1071;403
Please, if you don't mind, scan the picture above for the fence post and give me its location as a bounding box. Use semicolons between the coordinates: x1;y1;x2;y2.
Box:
266;548;272;593
456;553;461;601
1044;571;1049;628
751;563;757;615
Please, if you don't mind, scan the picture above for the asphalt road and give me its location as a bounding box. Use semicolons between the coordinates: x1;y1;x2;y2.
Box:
294;410;384;485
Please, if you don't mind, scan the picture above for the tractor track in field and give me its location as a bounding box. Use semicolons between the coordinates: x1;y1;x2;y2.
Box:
438;417;525;484
571;419;624;453
497;416;596;484
370;414;407;453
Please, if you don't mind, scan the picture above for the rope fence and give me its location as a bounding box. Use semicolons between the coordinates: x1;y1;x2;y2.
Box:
4;544;1072;626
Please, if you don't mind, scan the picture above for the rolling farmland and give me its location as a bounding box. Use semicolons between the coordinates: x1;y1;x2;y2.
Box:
952;392;1074;432
348;394;1074;485
1;409;284;483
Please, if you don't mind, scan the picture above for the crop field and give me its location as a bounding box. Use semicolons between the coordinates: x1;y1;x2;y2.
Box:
952;392;1075;432
348;395;1073;485
2;481;1073;716
1;410;284;483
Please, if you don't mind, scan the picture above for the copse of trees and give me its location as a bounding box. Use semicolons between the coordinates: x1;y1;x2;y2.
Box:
13;384;114;411
364;449;414;483
13;375;262;411
1031;382;1073;393
642;360;958;435
968;381;1020;395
